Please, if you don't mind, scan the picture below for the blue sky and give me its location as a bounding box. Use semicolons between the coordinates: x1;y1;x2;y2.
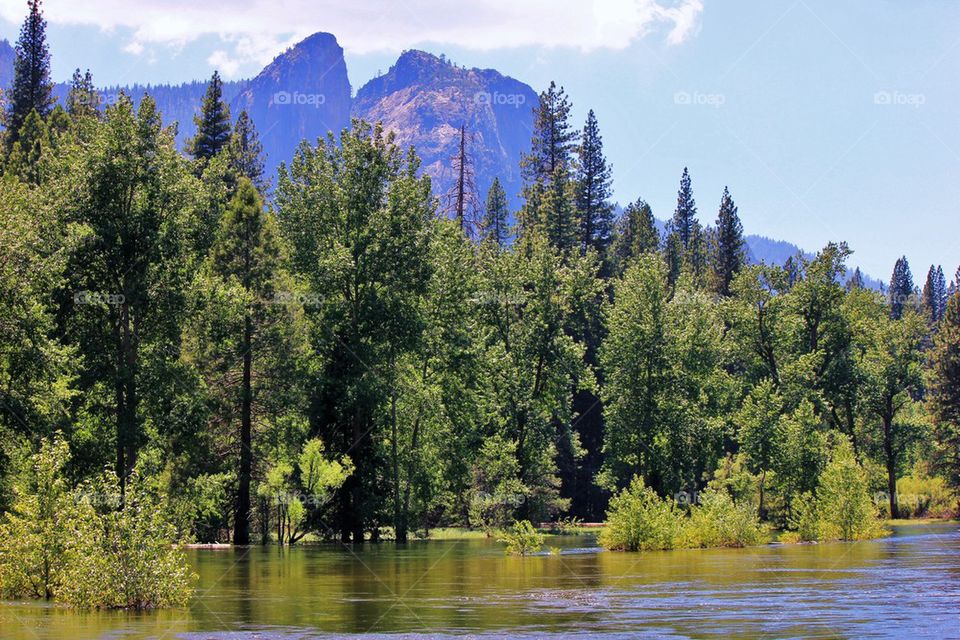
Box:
0;0;957;280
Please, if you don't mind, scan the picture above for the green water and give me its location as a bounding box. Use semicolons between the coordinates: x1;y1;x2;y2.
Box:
1;524;957;639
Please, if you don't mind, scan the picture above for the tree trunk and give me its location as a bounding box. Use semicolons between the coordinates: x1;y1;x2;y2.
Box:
390;368;406;543
882;410;898;519
233;314;253;545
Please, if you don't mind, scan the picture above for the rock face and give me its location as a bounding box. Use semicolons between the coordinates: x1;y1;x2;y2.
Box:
230;32;352;179
352;50;537;212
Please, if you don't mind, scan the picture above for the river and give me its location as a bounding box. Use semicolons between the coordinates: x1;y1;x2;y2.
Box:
1;523;957;639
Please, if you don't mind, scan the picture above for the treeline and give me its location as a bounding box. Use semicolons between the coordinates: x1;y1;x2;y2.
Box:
1;0;959;551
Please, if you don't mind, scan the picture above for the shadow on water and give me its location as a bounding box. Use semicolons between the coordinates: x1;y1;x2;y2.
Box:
1;524;957;639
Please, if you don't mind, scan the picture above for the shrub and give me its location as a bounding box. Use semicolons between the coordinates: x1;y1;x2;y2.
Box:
0;434;75;599
0;435;196;609
599;477;683;551
498;520;544;556
58;470;197;609
681;488;768;548
894;474;958;519
783;441;888;542
815;441;887;541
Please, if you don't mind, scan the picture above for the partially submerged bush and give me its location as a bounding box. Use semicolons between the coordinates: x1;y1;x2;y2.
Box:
0;434;74;599
499;520;544;556
0;434;196;609
783;441;888;542
681;488;768;548
59;471;197;609
599;477;683;551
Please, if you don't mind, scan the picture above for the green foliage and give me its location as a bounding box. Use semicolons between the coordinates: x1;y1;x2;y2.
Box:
929;292;960;489
681;488;768;548
599;477;683;552
468;436;527;534
60;470;196;609
0;435;194;608
481;176;510;247
0;433;73;599
786;440;887;542
498;520;545;556
895;473;957;519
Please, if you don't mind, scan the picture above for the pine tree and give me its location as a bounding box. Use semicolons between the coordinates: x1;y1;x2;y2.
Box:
5;0;54;151
929;291;960;489
5;108;47;184
66;68;98;119
521;81;578;186
611;197;659;274
711;186;746;296
847;267;865;291
481;177;510;247
189;71;232;164
228;109;267;194
935;265;947;322
208;179;280;545
540;165;577;253
672;167;698;249
889;256;915;320
922;265;946;323
575;109;613;255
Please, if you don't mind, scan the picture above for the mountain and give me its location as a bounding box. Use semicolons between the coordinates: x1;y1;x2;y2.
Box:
352;50;537;212
0;40;14;92
231;32;352;179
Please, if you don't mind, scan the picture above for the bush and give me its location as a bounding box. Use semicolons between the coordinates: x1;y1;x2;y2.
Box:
783;441;887;542
599;477;683;551
58;470;197;609
815;442;887;541
0;435;196;609
498;520;544;556
0;434;74;599
681;488;768;548
894;474;958;519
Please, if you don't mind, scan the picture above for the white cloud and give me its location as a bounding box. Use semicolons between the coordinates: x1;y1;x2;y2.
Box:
207;49;241;77
123;40;144;55
0;0;702;67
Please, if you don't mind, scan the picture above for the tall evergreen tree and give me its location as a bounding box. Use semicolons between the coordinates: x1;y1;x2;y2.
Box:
66;68;98;119
207;179;280;545
521;81;578;186
921;265;947;324
188;71;232;164
847;267;865;291
539;165;578;253
228;109;267;194
710;186;746;296
575;109;613;255
481;177;510;247
889;256;915;320
611;197;659;275
672;167;698;249
5;0;54;150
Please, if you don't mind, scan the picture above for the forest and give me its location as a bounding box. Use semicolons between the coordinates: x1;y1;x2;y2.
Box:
0;0;959;609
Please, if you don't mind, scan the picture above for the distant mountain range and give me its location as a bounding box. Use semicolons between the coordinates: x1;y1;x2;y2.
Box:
0;35;882;286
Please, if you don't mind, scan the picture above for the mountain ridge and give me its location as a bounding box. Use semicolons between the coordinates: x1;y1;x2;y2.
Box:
0;35;881;284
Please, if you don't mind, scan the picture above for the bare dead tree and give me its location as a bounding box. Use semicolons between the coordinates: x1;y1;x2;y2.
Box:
443;124;481;237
